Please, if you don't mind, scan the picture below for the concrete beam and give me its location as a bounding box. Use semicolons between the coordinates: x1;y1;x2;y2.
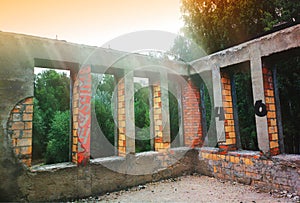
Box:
0;31;188;76
190;24;300;73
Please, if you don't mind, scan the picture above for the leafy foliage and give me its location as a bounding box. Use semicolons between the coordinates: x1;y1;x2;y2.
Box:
134;84;151;152
33;69;70;163
93;74;115;145
181;0;300;54
170;36;207;62
32;98;46;159
45;111;70;164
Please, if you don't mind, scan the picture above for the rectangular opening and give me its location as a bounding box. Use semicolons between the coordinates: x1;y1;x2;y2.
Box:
168;77;183;148
222;62;258;151
32;67;71;165
134;77;152;153
265;48;300;154
91;73;116;158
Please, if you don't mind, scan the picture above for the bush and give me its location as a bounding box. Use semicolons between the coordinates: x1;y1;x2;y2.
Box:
45;110;70;164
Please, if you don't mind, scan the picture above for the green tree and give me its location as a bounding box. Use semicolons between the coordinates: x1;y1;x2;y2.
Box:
32;98;46;160
134;84;151;152
34;70;70;131
181;0;300;54
33;69;70;163
170;35;206;62
93;74;115;145
45;111;70;164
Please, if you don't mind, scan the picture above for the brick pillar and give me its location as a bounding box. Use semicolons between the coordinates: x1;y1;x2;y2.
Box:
117;76;126;156
72;72;79;163
117;72;135;156
72;66;92;166
219;72;237;151
152;81;171;151
263;67;279;156
7;97;33;167
181;78;202;147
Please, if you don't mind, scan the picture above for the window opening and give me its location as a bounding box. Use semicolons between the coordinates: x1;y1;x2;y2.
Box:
134;77;151;153
91;73;116;158
231;63;258;150
33;67;70;165
270;49;300;154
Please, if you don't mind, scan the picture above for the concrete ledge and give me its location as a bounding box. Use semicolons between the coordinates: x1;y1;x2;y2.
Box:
30;162;76;172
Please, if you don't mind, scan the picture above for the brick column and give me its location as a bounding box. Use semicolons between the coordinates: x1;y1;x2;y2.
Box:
117;76;126;156
219;72;237;151
263;67;280;155
7;97;33;167
117;71;135;156
72;66;92;166
181;78;202;147
152;80;171;151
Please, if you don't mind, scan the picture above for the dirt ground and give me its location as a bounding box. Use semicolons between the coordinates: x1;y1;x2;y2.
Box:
75;175;298;203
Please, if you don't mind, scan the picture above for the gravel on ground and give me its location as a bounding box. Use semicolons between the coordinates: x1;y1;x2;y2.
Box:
74;175;299;203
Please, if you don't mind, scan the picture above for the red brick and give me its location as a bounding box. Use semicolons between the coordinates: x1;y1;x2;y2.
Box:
11;122;24;130
25;105;33;113
25;122;32;130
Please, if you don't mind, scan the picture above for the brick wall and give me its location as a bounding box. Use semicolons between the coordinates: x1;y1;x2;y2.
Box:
181;78;202;147
7;97;33;167
263;67;280;156
220;72;237;151
153;82;170;151
196;147;299;195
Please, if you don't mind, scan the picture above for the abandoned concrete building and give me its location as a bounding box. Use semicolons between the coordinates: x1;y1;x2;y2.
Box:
0;24;299;201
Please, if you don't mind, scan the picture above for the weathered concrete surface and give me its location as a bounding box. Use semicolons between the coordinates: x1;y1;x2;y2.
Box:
0;31;187;201
18;148;196;201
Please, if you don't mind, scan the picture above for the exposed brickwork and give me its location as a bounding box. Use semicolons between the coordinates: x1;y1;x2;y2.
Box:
72;73;79;163
77;66;92;165
181;78;202;147
197;148;299;195
220;72;236;151
117;77;126;156
72;66;92;165
7;97;33;167
262;67;280;156
153;82;170;151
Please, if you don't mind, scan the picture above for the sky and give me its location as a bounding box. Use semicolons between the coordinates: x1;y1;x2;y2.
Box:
0;0;184;51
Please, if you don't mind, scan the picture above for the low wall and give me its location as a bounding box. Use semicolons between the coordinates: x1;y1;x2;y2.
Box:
2;147;299;201
195;147;300;195
17;148;196;202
